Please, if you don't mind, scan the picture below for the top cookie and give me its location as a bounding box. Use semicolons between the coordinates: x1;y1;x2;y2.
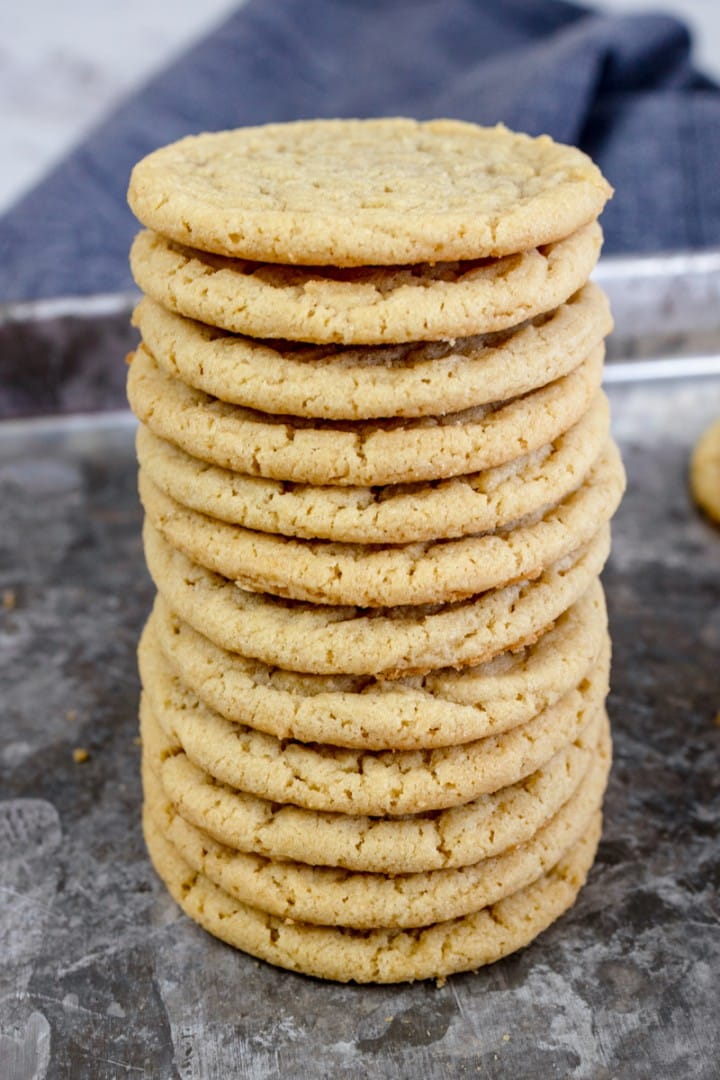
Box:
127;118;611;266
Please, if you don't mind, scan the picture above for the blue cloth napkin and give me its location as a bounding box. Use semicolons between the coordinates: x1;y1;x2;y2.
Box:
1;0;718;300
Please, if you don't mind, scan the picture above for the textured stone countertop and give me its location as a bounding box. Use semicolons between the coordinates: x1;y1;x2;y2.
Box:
1;363;719;1078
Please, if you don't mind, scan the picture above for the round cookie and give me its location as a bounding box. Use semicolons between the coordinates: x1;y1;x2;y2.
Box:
130;222;602;345
150;580;607;750
142;806;601;983
142;726;609;929
132;283;611;420
690;417;720;523
138;627;610;816
127;344;605;487
135;392;610;544
143;519;611;676
128;119;612;266
142;696;605;873
138;439;624;607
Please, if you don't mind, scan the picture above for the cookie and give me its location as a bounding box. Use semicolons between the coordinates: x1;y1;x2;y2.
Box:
150;580;607;750
127;344;604;486
130;222;602;345
142;695;605;873
138;625;609;816
143;519;610;677
690;417;720;524
132;283;611;420
138;439;624;607
142;723;609;928
128;119;611;267
142;802;601;982
135;392;610;544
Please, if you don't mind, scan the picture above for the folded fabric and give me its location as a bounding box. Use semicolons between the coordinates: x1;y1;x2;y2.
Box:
1;0;718;300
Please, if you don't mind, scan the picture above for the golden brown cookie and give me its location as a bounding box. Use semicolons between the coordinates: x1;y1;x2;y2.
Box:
137;439;624;606
142;722;609;928
128;118;611;266
130;222;602;345
142;804;602;982
127;343;605;486
149;580;607;750
690;417;720;523
142;696;605;873
138;623;610;816
143;519;611;676
133;284;611;420
135;393;611;544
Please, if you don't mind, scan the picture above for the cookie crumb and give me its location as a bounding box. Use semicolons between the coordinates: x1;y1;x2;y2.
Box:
2;589;16;610
435;976;447;989
72;747;90;764
66;710;78;723
502;1033;511;1042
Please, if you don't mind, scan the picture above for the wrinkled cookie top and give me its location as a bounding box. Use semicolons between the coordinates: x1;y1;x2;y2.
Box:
128;118;612;266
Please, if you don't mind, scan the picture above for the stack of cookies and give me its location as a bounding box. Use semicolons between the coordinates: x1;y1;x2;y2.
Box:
126;119;624;983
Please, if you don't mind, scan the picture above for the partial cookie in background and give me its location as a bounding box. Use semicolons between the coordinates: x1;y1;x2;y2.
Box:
127;119;612;266
149;582;607;750
142;521;611;677
690;418;720;523
127;345;604;486
133;284;611;420
135;393;610;544
130;223;602;345
140;697;608;874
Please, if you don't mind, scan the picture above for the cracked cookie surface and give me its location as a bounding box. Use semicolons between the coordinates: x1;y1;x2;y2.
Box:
149;580;607;750
138;439;624;607
142;722;609;928
143;520;610;676
130;222;602;345
127;344;604;487
128;118;611;268
141;696;605;873
133;283;610;418
135;392;610;544
142;799;601;982
139;622;610;816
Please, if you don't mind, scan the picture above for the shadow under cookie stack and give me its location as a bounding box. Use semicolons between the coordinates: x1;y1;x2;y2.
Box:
126;119;624;983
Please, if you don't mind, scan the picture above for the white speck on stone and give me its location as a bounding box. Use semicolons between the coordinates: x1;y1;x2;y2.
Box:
2;742;33;767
